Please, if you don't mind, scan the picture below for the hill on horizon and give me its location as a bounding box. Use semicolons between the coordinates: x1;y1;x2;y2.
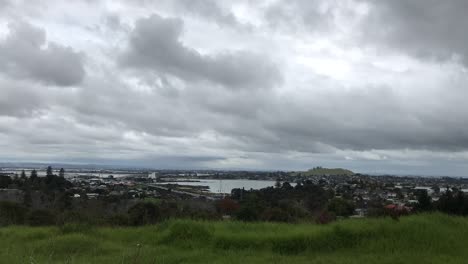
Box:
293;167;354;176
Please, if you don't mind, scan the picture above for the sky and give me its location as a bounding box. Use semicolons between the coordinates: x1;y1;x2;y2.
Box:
1;0;468;175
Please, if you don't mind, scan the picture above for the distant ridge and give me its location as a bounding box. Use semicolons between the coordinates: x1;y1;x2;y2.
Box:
293;167;354;176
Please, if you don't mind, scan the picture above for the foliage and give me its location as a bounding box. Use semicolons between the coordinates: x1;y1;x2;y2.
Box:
27;209;56;226
0;214;467;263
327;197;355;217
294;167;354;177
0;201;25;225
437;190;468;215
127;202;162;225
232;181;332;222
216;197;240;215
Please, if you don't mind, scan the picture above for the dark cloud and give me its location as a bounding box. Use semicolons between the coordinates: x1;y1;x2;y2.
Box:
119;14;281;90
0;21;85;86
362;0;468;66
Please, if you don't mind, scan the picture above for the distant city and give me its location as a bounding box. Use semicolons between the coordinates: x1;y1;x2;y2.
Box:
1;164;468;219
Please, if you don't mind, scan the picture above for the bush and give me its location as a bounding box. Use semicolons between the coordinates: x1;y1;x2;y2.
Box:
216;198;240;215
327;198;355;217
162;221;213;244
236;206;259;222
316;210;336;224
106;214;129;226
128;202;161;225
0;201;26;225
27;209;56;226
59;223;95;234
261;207;292;222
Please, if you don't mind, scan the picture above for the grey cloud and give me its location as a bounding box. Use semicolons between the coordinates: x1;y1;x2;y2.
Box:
119;14;281;90
0;0;13;15
263;0;337;33
0;78;44;117
3;1;468;174
105;14;122;31
0;21;85;86
361;0;468;66
170;0;239;27
134;0;242;27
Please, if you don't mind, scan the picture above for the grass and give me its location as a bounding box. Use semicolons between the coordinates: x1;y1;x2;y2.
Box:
0;213;467;263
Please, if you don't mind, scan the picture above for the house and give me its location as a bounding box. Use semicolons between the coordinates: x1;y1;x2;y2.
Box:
86;193;99;199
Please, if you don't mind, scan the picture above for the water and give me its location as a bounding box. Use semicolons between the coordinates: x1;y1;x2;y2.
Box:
161;179;279;193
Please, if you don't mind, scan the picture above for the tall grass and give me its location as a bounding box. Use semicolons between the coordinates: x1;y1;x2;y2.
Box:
0;213;467;263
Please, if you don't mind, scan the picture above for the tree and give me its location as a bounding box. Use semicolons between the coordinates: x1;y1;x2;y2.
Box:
236;205;259;221
0;201;26;225
261;207;291;222
216;197;240;215
416;190;432;212
59;168;65;178
46;166;53;177
30;170;38;182
275;178;281;188
0;176;12;189
128;202;161;225
327;197;355;217
27;209;56;226
56;192;72;210
20;170;26;180
23;182;32;207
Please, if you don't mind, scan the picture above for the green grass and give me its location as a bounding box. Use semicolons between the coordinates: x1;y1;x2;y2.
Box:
0;213;467;263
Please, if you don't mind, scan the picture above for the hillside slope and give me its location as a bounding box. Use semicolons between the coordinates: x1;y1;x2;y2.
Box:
0;213;466;263
293;167;355;176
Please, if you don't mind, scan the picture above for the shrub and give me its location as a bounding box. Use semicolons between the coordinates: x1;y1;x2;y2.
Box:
162;221;213;244
128;202;161;225
236;206;260;222
216;198;240;215
316;210;336;224
261;207;292;222
27;209;56;226
327;198;355;217
0;201;26;225
59;222;95;234
106;214;129;226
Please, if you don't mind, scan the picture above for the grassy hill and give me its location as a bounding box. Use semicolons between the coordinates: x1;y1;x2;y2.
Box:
1;213;467;263
293;167;355;177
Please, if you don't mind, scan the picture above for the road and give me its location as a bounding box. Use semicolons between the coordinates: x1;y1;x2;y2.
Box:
148;184;217;200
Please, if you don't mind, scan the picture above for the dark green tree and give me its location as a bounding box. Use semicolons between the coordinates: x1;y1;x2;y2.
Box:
128;202;161;225
327;197;355;217
30;170;38;183
0;201;26;225
27;209;56;226
46;166;53;177
0;176;12;188
20;170;26;180
23;182;32;207
416;190;433;211
275;178;281;188
59;168;65;178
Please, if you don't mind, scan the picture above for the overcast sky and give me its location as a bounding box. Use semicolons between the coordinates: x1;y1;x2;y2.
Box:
1;0;468;175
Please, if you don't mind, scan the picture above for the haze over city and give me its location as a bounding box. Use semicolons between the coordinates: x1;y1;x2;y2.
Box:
1;1;468;176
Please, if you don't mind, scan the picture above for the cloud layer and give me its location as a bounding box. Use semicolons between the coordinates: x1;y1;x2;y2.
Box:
1;0;468;175
0;21;85;86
